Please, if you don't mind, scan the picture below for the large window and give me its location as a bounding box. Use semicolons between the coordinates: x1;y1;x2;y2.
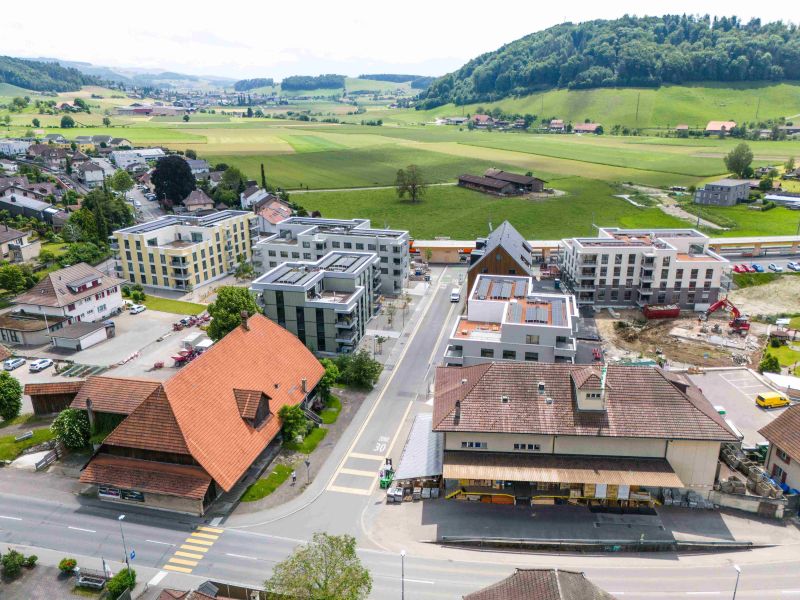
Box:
480;348;494;358
502;350;516;360
461;441;487;449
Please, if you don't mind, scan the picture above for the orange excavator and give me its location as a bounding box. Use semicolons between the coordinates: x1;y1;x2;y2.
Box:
704;297;750;332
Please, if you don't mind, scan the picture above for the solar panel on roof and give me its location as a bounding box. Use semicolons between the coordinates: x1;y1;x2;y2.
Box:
477;279;490;299
514;281;526;296
551;301;563;326
501;282;512;298
509;303;522;322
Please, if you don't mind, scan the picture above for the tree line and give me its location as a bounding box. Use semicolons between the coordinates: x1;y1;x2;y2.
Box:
233;77;274;91
0;56;99;92
281;74;346;91
418;15;800;107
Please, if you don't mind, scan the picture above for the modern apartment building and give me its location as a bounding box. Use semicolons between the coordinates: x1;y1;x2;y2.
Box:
560;228;729;310
112;211;258;291
250;251;381;354
443;275;578;367
253;217;410;294
694;179;749;206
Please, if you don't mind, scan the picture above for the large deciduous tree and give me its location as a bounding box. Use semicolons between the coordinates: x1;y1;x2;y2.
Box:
152;155;195;207
206;286;261;341
0;371;23;421
265;532;372;600
724;142;754;178
109;169;134;194
395;164;426;203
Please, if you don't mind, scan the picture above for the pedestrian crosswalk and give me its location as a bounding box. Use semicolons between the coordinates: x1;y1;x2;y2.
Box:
163;526;223;573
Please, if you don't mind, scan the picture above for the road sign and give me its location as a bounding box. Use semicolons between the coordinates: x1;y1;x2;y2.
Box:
130;550;135;561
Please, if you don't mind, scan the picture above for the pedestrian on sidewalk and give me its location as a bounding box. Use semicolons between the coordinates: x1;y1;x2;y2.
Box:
291;470;297;485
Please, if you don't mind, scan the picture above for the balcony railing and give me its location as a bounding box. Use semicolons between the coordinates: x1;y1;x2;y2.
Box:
336;317;357;329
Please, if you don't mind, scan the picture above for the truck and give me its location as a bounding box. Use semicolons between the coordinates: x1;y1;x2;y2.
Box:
642;304;681;319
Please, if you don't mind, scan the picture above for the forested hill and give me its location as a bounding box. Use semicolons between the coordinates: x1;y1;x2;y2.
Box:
0;56;99;92
418;15;800;108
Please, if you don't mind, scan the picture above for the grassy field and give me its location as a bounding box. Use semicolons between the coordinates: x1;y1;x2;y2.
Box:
298;178;686;239
690;205;800;237
241;464;292;502
0;428;55;461
141;296;207;315
320;395;342;425
285;427;327;454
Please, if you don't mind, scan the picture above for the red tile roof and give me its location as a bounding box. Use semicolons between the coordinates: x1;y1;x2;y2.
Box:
434;363;737;442
256;199;292;225
759;405;800;460
24;381;84;396
80;455;211;500
571;366;602;389
464;568;617;600
233;388;265;419
70;375;160;415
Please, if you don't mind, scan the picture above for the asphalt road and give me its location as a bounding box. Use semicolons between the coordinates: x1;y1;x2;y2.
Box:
127;187;164;222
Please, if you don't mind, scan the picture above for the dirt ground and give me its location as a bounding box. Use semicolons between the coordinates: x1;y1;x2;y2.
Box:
596;310;763;368
728;276;800;316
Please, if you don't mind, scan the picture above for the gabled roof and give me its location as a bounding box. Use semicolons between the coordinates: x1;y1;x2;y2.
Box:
484;169;544;185
14;263;123;308
470;220;532;276
706;120;736;131
458;174;511;190
571;366;602;389
464;568;616;600
434;363;737;442
233;388;266;420
0;226;25;244
25;381;84;397
70;375;161;415
759;404;800;460
183;189;214;207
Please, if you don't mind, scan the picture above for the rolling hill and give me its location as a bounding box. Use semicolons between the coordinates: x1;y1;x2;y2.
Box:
0;56;98;92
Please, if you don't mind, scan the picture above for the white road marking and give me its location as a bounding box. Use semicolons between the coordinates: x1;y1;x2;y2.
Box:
146;539;174;546
226;553;258;560
148;571;168;586
368;400;413;495
328;484;372;496
0;515;22;521
339;467;377;478
209;517;223;527
349;452;384;461
68;526;96;533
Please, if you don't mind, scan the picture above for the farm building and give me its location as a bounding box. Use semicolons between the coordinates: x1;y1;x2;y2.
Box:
484;169;546;193
458;174;516;195
705;120;736;135
573;123;602;134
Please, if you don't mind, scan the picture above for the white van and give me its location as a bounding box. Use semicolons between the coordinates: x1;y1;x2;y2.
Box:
450;288;461;302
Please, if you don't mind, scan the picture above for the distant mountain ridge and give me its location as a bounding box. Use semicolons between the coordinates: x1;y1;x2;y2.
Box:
0;56;98;92
418;15;800;108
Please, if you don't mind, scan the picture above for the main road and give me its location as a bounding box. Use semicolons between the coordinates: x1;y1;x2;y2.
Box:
2;266;800;597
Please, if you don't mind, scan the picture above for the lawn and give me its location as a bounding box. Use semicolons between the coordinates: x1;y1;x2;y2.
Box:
240;464;293;502
284;427;328;454
692;205;800;237
320;395;342;425
790;316;800;330
0;413;48;430
0;428;55;461
142;296;207;315
766;344;800;376
297;177;687;239
40;242;70;257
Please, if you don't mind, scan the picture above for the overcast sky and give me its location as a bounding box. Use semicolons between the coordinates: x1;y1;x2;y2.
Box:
3;0;785;80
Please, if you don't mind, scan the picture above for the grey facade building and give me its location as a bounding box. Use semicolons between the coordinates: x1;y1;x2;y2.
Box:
560;228;729;311
253;217;410;295
250;251;381;355
694;179;750;206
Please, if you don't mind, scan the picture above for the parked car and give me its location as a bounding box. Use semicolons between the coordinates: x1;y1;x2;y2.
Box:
751;263;765;273
3;357;25;371
733;264;747;273
743;264;756;273
768;263;784;272
787;262;800;272
29;358;53;373
129;304;146;314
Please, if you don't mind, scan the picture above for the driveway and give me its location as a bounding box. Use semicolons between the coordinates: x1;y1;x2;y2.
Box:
686;368;782;446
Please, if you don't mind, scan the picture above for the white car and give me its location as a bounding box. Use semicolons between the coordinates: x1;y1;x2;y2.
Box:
787;262;800;272
29;358;53;373
768;263;784;272
129;304;146;314
3;357;25;371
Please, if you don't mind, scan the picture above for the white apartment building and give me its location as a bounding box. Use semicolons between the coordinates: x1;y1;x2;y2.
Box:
443;275;579;367
0;139;32;156
250;251;381;355
253;217;410;294
560;228;729;310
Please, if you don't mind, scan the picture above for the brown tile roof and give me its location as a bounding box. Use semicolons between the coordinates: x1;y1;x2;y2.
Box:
70;375;161;415
484;169;544;185
14;262;123;309
759;405;800;460
434;363;737;442
571;366;602;389
79;455;211;500
103;387;191;455
25;381;84;396
183;189;214;207
464;568;617;600
0;226;25;245
233;388;265;420
458;174;511;190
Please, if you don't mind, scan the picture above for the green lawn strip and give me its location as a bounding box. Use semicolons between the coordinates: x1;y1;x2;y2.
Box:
766;345;800;368
240;464;293;502
0;428;56;461
0;413;48;430
320;395;342;425
142;296;207;315
284;427;328;454
790;316;800;330
733;272;800;289
40;242;70;257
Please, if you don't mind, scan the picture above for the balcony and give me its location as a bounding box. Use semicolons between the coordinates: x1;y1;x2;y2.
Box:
443;345;464;366
173;273;191;281
335;330;358;344
336;317;357;329
576;282;596;290
580;256;598;265
170;257;187;266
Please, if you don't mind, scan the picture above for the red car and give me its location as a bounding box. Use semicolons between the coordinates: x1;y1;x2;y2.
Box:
733;264;746;273
743;264;756;273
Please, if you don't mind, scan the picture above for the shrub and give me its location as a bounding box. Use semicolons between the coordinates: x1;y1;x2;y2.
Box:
770;337;784;348
1;548;25;578
758;354;781;374
24;554;37;568
106;567;136;600
58;557;77;573
278;405;307;442
51;408;90;449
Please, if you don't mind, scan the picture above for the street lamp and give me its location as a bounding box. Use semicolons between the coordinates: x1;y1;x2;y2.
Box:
732;564;741;600
118;515;131;573
304;458;311;484
400;550;406;600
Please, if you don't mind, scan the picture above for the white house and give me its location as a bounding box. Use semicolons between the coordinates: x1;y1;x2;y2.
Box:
111;150;146;170
240;185;270;209
0;159;18;173
90;158;117;179
76;162;106;188
0;139;32;156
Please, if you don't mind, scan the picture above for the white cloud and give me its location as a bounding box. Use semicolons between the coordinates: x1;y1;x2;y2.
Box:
1;0;783;79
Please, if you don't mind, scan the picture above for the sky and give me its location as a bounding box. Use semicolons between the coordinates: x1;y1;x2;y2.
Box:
2;0;786;80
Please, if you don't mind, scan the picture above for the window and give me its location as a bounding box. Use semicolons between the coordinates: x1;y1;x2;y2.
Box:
502;350;516;360
627;254;635;264
525;334;539;344
513;443;541;451
356;243;364;250
524;352;538;361
613;267;621;277
661;269;668;279
461;441;487;449
302;241;310;248
627;266;634;276
690;269;698;279
601;254;609;264
614;254;622;265
368;244;376;251
705;268;714;279
480;348;494;358
291;252;299;259
610;290;619;301
777;448;790;463
332;241;341;248
379;245;387;252
600;267;607;277
597;290;605;300
344;242;352;249
675;268;684;279
624;290;632;300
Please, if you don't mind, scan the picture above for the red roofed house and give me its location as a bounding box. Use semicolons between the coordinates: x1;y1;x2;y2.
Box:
472;114;494;128
253;195;292;233
549;119;566;132
705;120;736;135
573;123;602;134
759;405;800;492
79;314;324;515
183;189;215;212
433;363;737;505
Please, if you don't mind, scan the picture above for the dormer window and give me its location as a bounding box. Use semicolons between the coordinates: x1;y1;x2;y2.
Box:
234;389;271;429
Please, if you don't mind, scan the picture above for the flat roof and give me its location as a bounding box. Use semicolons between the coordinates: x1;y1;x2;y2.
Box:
253;251;376;288
706;179;749;187
116;210;250;235
50;321;107;340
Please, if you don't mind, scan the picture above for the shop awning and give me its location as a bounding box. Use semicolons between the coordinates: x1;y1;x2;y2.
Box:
443;451;684;488
393;413;443;482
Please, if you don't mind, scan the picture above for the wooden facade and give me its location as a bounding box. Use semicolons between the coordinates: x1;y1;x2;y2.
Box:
467;245;529;292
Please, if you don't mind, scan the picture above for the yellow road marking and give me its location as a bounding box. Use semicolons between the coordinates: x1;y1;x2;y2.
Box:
164;564;193;573
349;452;385;461
181;544;209;553
198;526;224;533
340;467;377;478
174;551;204;560
168;557;199;567
327;484;372;496
184;537;213;546
190;532;219;540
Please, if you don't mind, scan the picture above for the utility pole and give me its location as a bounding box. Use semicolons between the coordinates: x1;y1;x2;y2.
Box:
118;515;131;573
400;550;406;600
635;92;641;127
755;97;761;121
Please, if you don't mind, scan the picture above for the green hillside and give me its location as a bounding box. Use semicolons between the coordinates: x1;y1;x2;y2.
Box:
251;77;412;97
377;82;800;129
0;56;98;92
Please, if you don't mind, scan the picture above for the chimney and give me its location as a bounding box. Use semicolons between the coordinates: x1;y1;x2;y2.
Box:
537;381;546;395
86;398;96;433
240;310;250;330
454;400;461;425
301;378;307;394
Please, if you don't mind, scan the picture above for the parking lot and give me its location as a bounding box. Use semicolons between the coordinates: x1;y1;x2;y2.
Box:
686;368;786;447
